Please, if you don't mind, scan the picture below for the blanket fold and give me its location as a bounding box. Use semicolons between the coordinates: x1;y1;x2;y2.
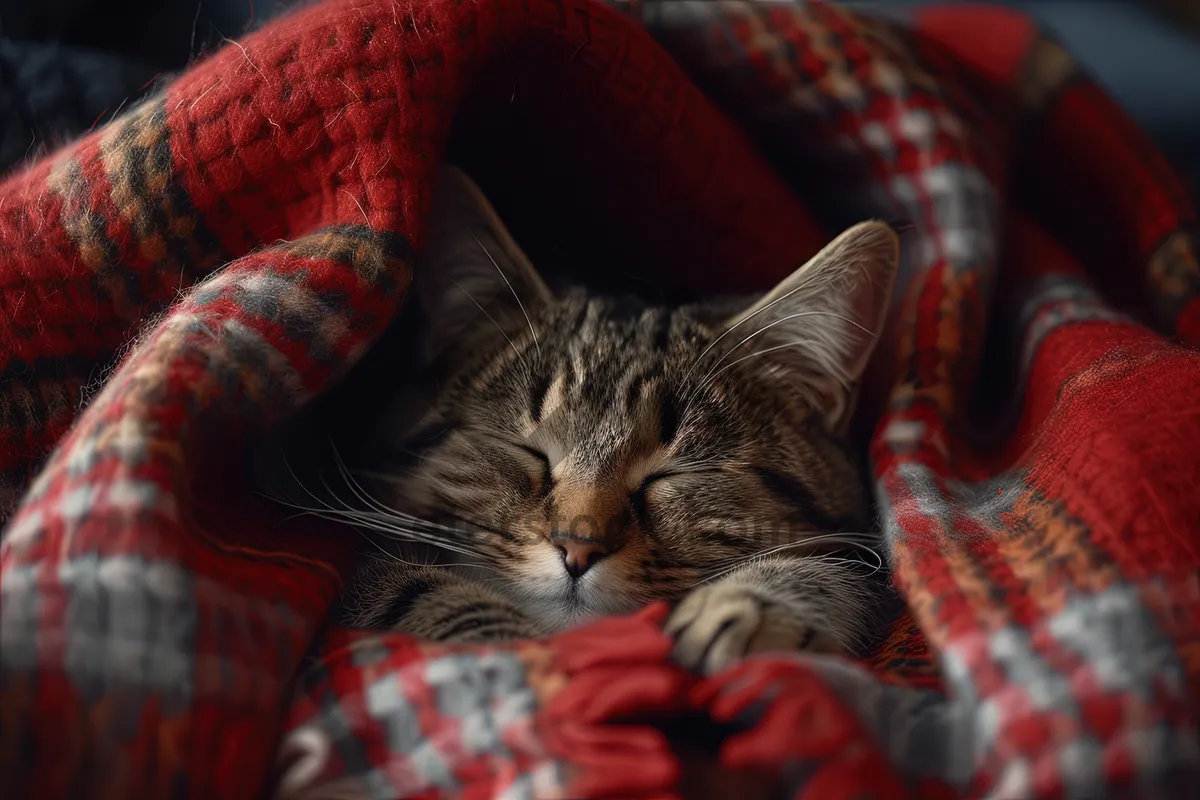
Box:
2;1;1198;798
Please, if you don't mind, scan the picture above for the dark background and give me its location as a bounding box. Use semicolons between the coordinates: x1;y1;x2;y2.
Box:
0;0;278;173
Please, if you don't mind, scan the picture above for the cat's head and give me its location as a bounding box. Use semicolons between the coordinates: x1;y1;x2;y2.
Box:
351;166;900;632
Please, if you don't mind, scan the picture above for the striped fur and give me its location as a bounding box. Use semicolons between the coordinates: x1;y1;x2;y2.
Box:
339;167;900;673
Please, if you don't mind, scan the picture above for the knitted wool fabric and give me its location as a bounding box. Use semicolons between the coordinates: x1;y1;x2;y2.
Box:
1;1;1198;799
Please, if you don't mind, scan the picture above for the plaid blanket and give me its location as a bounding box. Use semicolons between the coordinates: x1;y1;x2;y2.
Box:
2;0;1199;797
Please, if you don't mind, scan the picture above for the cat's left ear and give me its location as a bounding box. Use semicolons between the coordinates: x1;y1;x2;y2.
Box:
416;165;553;366
724;221;900;433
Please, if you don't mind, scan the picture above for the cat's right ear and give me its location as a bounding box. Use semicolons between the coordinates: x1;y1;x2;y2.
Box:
720;221;900;434
416;165;552;367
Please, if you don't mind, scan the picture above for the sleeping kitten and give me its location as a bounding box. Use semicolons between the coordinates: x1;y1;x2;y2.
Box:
337;166;899;674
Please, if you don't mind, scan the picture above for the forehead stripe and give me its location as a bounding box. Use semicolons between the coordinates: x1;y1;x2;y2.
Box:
623;364;664;412
530;369;553;422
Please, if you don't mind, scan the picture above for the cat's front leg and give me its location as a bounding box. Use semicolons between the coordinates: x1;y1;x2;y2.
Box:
665;555;873;675
342;560;545;643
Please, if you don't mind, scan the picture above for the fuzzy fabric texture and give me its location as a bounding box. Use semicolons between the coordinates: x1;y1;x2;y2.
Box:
1;1;1198;798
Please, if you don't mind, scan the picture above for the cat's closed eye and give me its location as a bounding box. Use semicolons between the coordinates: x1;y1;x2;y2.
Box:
638;472;672;492
513;442;550;467
484;436;553;492
630;476;662;525
515;444;553;493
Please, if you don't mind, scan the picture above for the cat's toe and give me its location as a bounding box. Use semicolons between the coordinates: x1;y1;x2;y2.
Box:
745;612;839;657
667;584;765;674
666;584;838;675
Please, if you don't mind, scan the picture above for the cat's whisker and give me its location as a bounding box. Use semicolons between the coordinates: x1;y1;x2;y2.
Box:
349;466;417;484
356;530;502;575
420;507;534;546
698;542;878;578
447;276;529;371
342;469;531;545
343;512;471;543
351;508;467;537
273;448;345;514
333;463;469;536
472;232;540;358
705;338;817;381
253;489;320;515
329;444;488;538
690;532;882;588
337;513;494;563
688;310;871;405
681;264;826;384
708;529;876;550
261;456;403;531
280;504;458;545
349;466;454;498
271;507;353;527
267;485;487;559
327;501;475;540
315;459;357;515
802;551;885;575
357;530;442;569
265;494;363;517
330;441;400;515
341;466;520;542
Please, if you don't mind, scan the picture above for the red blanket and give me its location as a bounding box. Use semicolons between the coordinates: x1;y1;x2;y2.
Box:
2;1;1198;798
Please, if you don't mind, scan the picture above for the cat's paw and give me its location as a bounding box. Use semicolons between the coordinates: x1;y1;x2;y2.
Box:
665;583;840;675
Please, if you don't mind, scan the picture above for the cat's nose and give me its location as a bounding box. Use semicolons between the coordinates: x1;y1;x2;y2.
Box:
554;538;609;579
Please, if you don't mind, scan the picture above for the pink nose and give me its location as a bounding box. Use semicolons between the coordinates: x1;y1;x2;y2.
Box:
556;539;609;579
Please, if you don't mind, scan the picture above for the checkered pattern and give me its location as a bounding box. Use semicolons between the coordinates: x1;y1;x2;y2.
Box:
2;1;1198;798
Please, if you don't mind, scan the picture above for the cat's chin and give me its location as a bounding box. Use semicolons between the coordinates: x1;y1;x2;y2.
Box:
516;579;644;633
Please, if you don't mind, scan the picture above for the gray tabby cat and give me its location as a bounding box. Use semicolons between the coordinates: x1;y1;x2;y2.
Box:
337;166;899;674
